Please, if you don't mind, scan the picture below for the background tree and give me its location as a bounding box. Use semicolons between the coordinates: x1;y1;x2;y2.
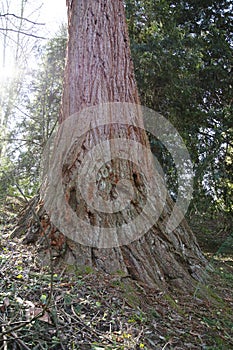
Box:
9;28;67;195
0;23;66;213
0;0;45;208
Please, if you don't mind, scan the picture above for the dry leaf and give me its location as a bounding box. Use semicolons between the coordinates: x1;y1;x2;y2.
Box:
3;297;10;308
26;306;52;324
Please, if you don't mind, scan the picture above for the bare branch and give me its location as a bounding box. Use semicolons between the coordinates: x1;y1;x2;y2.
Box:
0;27;46;39
0;13;45;26
0;138;42;146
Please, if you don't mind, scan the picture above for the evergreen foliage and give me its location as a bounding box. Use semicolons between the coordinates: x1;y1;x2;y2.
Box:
125;0;233;214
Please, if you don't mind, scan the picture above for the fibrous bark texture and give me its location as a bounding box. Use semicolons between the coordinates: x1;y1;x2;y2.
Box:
39;0;207;291
61;0;140;120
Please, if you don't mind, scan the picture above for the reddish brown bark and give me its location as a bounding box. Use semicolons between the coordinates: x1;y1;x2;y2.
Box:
47;0;207;291
61;0;140;120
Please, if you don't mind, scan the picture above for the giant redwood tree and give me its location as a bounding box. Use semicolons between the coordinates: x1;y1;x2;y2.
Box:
39;0;207;291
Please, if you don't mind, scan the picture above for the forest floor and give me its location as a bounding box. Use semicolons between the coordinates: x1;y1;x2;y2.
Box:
0;209;233;349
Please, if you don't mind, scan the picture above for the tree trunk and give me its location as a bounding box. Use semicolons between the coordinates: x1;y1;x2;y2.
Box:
40;0;206;291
